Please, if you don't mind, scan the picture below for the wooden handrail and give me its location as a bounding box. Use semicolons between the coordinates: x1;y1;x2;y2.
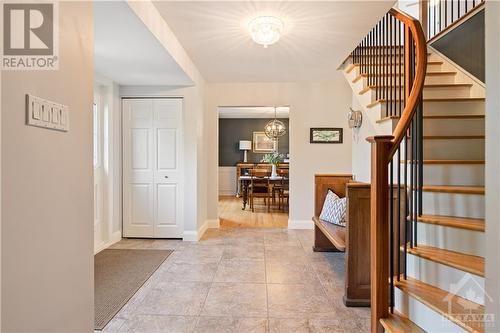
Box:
367;8;428;333
388;8;428;158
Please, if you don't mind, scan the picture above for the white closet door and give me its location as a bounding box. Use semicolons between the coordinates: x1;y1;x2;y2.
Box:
123;98;183;238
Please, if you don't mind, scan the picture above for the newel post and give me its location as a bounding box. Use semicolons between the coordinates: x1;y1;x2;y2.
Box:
368;135;394;333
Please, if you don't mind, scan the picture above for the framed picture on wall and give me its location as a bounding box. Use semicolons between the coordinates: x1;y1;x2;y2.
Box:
310;128;343;144
253;132;277;153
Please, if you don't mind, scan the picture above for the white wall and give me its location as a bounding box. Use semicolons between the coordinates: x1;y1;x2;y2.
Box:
125;1;208;239
205;75;353;228
485;1;500;331
93;76;122;253
1;2;94;331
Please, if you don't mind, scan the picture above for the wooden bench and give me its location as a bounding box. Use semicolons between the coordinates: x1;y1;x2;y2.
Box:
312;174;371;307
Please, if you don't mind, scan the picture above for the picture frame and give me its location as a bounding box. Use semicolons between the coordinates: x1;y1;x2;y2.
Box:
310;128;343;144
252;131;277;153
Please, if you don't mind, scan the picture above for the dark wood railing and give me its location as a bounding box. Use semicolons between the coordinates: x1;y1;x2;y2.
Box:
349;7;427;333
423;0;485;41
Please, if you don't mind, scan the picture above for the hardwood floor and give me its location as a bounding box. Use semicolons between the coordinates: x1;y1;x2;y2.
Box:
218;196;288;229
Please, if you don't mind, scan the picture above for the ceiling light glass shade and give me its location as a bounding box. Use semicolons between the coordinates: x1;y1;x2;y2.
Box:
264;119;286;140
249;16;284;48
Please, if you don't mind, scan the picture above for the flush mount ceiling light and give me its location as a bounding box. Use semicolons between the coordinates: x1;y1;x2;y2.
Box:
249;16;284;48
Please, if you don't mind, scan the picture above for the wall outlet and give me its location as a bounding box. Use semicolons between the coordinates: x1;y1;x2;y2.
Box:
26;94;69;132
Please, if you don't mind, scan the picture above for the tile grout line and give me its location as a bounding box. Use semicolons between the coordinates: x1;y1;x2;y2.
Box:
191;242;225;333
263;235;271;332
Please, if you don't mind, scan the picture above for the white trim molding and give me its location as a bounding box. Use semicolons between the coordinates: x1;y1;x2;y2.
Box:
183;219;220;241
207;219;220;229
288;219;314;230
94;231;122;254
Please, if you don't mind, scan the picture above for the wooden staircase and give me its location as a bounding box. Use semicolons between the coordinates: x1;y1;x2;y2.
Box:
341;7;486;333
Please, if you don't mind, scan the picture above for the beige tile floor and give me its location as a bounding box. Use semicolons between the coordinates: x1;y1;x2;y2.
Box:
100;228;370;333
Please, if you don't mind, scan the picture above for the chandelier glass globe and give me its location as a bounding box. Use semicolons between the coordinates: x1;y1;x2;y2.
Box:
264;107;286;140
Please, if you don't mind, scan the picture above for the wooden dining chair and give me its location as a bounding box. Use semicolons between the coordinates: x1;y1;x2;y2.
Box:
277;169;289;211
249;168;272;212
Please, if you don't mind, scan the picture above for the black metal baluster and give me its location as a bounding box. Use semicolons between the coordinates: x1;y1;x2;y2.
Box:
394;16;397;117
414;43;419;246
361;38;364;81
452;0;455;24
428;2;431;40
389;159;394;312
417;97;423;237
403;27;408;277
404;134;408;278
370;28;374;88
458;0;461;21
397;147;401;281
434;1;437;38
389;16;393;117
439;0;442;32
376;22;380;101
399;21;403;116
385;14;389;117
445;0;448;28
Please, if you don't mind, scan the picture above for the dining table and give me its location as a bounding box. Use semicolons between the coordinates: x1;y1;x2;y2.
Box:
239;175;288;210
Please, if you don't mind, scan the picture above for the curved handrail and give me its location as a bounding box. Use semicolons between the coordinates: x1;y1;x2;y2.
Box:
388;8;428;158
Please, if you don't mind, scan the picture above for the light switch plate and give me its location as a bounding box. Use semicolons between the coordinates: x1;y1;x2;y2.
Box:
26;94;69;132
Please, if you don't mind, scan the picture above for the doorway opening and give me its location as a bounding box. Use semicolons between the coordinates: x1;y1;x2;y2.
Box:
217;106;290;228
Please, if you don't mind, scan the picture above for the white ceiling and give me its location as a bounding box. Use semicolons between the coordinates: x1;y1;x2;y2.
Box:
94;1;193;86
153;1;395;82
218;106;290;118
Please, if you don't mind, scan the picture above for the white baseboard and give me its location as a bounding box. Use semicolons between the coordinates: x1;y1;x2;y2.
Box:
207;219;220;228
94;231;123;254
183;219;217;242
183;230;199;242
219;190;236;196
288;219;314;230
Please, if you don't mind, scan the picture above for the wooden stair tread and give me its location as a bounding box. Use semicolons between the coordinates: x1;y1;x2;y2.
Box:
380;313;426;333
421;135;485;139
377;115;484;123
420;159;485;164
422;185;485;195
406;245;484;276
352;71;456;83
351;61;443;67
395;277;485;333
312;216;346;251
360;83;472;95
423;115;484;119
367;98;485;108
417;214;485;232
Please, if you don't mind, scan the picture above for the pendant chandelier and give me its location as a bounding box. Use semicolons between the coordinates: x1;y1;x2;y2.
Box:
264;107;286;141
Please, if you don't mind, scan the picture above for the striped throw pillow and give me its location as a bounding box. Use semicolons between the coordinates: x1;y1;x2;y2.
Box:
319;190;347;227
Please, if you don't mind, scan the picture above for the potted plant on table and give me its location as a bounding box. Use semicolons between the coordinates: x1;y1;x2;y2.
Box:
261;151;285;179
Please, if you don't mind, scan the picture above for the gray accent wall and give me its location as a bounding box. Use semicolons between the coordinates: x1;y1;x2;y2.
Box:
431;9;485;83
219;118;289;166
